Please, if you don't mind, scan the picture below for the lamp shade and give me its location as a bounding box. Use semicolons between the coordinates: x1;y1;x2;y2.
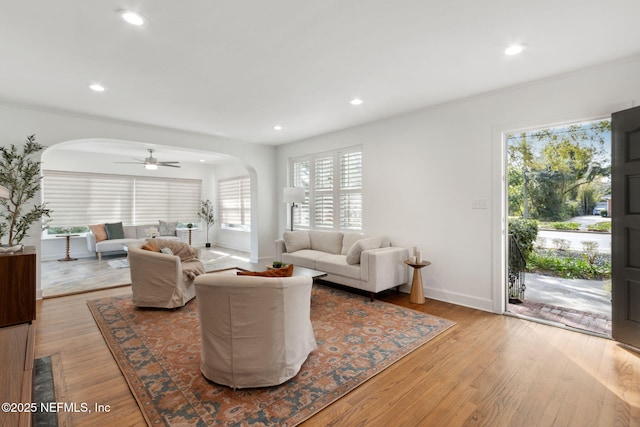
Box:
283;187;305;204
0;185;9;199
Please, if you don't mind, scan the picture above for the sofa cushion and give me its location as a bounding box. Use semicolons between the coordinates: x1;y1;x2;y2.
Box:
346;236;387;265
95;238;139;252
281;249;329;269
89;224;108;242
104;222;125;240
123;225;137;239
341;233;368;255
237;264;294;277
315;254;361;280
309;230;343;254
159;220;177;236
283;231;311;253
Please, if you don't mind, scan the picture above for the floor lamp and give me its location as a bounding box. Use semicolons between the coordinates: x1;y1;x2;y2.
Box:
283;187;305;231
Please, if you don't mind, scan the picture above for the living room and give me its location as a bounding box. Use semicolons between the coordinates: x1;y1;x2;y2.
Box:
1;1;640;426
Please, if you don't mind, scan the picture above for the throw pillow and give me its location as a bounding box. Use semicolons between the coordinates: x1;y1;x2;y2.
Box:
341;232;368;255
309;230;344;254
104;222;125;240
160;247;174;256
158;220;177;236
89;224;108;242
140;241;160;252
345;236;385;265
283;231;311;253
237;264;294;277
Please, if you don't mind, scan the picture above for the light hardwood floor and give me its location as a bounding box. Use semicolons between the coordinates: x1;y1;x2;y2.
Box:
34;287;640;427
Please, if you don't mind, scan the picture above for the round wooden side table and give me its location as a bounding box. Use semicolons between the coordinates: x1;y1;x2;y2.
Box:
404;260;431;304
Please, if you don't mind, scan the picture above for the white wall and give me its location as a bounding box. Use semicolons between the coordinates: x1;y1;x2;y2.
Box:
277;55;640;313
0;104;278;297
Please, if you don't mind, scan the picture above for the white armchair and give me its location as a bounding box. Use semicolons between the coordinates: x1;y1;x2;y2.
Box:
128;241;203;308
194;274;317;388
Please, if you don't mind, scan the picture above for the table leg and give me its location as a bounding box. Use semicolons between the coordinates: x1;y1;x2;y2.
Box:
409;267;425;304
58;235;78;262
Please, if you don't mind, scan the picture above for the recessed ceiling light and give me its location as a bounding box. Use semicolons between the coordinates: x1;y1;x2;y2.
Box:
119;10;145;26
350;98;363;106
505;44;526;56
199;159;205;162
273;125;283;131
89;83;105;92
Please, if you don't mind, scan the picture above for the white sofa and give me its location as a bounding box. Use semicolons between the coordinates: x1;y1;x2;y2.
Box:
87;224;181;261
276;230;408;299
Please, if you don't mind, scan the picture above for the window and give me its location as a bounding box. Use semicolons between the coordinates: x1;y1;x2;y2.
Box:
42;170;201;231
218;176;251;231
290;147;362;230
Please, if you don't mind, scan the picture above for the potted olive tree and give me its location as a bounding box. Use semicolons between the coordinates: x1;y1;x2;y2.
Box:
198;199;216;248
0;135;51;250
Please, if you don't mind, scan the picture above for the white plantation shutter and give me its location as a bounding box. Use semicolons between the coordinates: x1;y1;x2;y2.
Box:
290;146;362;231
218;176;251;229
42;170;201;227
314;156;334;227
292;161;310;227
339;151;362;229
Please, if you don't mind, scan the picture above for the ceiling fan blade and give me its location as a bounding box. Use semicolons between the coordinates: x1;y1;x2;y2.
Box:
159;163;181;168
114;161;144;164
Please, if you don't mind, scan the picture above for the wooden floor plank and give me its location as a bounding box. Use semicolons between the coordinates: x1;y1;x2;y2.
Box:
33;290;640;427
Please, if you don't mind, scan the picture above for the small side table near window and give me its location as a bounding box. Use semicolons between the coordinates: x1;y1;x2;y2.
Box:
57;234;80;262
404;260;431;304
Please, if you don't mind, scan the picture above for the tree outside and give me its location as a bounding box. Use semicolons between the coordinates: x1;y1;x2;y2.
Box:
507;120;611;221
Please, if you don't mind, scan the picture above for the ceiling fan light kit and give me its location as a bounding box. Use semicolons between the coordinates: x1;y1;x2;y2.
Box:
115;149;181;169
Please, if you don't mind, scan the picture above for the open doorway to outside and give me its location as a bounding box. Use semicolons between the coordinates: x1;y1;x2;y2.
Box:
505;119;612;336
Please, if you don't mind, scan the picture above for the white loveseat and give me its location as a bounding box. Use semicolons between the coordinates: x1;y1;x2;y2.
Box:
87;223;181;261
276;230;408;299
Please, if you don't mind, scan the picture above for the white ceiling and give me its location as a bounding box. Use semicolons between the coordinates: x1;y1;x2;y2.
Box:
1;0;640;146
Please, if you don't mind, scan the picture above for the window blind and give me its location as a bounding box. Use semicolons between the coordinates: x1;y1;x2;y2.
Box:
218;176;251;229
134;177;201;224
43;170;201;227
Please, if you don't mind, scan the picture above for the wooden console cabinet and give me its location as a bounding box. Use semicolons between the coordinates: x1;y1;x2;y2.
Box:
0;246;36;328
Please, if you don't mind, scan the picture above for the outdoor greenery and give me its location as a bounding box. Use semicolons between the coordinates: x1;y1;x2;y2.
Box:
507;120;611;221
527;248;611;280
508;216;612;280
508;217;538;258
586;222;611;232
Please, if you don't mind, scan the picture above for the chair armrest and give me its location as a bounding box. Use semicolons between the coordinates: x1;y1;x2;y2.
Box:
86;233;96;252
360;247;409;291
275;239;287;260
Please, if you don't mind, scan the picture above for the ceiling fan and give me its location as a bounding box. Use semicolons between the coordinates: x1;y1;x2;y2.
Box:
115;149;181;169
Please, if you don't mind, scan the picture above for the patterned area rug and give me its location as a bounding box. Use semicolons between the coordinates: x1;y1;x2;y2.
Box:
88;284;455;426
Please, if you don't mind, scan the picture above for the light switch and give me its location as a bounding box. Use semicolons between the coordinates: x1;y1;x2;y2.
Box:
472;198;488;209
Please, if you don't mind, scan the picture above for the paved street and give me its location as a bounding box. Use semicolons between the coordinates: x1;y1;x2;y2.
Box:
537;215;611;253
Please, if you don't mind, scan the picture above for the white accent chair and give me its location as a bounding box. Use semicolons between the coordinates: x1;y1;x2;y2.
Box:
194;274;317;388
128;241;202;309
